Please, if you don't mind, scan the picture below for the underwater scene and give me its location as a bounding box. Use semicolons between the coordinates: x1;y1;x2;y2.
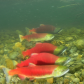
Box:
0;0;84;84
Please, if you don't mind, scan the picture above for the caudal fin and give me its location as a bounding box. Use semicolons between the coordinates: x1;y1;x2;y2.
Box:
25;27;30;35
2;67;12;83
19;35;24;42
22;50;30;57
40;24;45;26
54;28;63;34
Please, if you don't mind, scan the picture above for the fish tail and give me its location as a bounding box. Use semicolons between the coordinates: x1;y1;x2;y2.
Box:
25;27;30;35
22;51;29;57
2;67;12;83
29;28;36;34
19;34;24;42
29;30;32;34
40;24;45;26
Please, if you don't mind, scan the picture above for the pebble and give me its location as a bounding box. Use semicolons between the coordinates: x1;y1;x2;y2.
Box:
73;78;80;83
74;72;80;77
9;52;19;60
64;73;73;78
81;60;84;63
65;37;73;42
64;78;70;84
69;75;75;80
0;77;6;84
81;69;84;76
47;78;53;84
79;82;84;84
0;49;4;54
69;47;77;54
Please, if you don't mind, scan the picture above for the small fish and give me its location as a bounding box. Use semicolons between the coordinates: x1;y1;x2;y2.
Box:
22;43;67;57
29;24;62;34
19;33;54;42
2;63;69;83
17;53;71;67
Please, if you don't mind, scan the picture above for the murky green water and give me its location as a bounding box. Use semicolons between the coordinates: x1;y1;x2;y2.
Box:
0;0;84;31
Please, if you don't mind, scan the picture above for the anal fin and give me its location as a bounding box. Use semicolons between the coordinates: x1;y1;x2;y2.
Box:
18;74;26;80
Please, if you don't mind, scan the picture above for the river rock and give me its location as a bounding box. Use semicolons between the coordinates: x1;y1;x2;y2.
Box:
73;78;80;83
75;39;84;49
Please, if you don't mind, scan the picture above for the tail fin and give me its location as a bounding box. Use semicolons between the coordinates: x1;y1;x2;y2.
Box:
0;65;12;83
22;50;30;57
13;60;18;66
40;24;45;26
54;28;63;34
29;28;36;34
19;35;24;42
2;68;12;83
25;27;30;35
22;51;28;57
29;30;32;34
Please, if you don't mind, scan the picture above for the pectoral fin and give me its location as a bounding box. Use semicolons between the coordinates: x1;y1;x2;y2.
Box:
18;75;26;80
29;77;35;81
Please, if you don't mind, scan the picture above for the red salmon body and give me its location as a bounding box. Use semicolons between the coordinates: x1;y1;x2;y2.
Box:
17;53;59;67
3;64;69;83
22;33;48;41
22;43;57;57
35;25;55;33
30;25;56;33
9;65;58;79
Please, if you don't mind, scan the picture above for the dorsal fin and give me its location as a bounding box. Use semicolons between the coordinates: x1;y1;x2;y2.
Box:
36;42;42;46
40;24;45;26
29;63;36;67
18;75;26;80
31;53;38;56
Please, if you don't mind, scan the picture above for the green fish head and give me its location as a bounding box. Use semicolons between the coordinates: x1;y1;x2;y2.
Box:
54;46;67;55
55;57;71;65
45;34;54;41
53;65;69;77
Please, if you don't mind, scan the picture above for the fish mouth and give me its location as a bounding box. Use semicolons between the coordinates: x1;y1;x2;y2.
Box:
57;28;63;33
60;47;67;55
63;57;72;65
61;69;69;76
50;36;54;40
54;46;68;56
53;28;63;34
56;69;69;77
